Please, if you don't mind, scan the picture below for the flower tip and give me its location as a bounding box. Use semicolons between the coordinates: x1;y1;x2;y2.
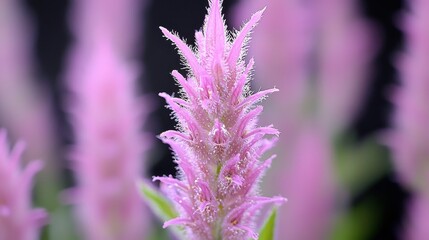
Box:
152;176;160;182
155;134;167;144
10;140;26;162
273;196;287;205
23;160;44;184
159;26;173;38
253;6;267;21
158;92;169;99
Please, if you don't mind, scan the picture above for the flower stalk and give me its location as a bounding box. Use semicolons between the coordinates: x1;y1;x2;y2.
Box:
66;0;149;238
154;0;285;239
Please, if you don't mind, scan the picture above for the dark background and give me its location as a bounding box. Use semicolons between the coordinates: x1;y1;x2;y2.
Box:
22;0;407;239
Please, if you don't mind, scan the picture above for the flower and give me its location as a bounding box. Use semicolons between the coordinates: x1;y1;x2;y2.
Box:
316;0;375;134
154;0;285;239
404;193;429;240
234;0;373;238
389;0;429;192
66;0;150;238
67;42;149;240
69;0;145;56
389;0;429;238
276;126;336;240
0;130;47;240
0;0;61;211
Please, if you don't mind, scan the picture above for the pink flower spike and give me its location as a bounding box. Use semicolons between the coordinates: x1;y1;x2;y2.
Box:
389;0;429;193
67;42;148;240
277;127;336;239
404;194;429;240
153;0;284;239
0;130;47;240
390;1;429;238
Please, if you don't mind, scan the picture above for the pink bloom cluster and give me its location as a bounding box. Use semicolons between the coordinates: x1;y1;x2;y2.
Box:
66;0;148;239
390;1;429;239
232;0;313;137
404;194;429;240
154;0;285;239
0;0;60;207
390;0;429;192
69;0;144;56
67;43;147;240
277;126;336;240
234;0;374;239
0;130;47;240
316;0;374;133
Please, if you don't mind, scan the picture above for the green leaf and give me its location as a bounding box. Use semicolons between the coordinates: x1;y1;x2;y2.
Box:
137;180;178;221
258;207;278;240
333;134;391;194
48;206;81;240
137;180;185;240
331;198;380;240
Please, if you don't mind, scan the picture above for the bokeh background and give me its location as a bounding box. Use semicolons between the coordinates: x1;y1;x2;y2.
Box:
0;0;414;239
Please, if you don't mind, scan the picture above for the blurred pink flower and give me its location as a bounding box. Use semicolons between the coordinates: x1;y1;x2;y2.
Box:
234;1;374;239
277;126;336;240
66;0;149;238
316;0;375;133
232;0;313;142
389;0;429;192
389;1;429;239
234;0;375;135
404;194;429;240
69;0;145;56
0;0;61;209
0;130;47;240
154;0;285;239
67;42;148;240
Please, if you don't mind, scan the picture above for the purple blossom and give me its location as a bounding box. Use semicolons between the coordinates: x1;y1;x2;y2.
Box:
404;194;429;240
232;0;313;138
389;0;429;192
389;1;429;238
67;42;148;240
69;0;145;56
315;0;375;134
277;126;336;239
0;0;61;208
0;130;47;240
154;0;285;239
234;0;375;136
0;0;55;158
233;0;375;238
66;0;150;238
